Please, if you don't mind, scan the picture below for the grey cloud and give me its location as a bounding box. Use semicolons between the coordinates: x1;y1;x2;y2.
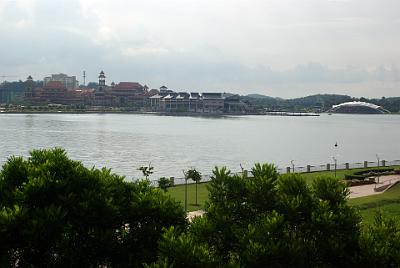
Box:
0;0;105;77
97;52;386;90
373;65;400;82
0;0;399;98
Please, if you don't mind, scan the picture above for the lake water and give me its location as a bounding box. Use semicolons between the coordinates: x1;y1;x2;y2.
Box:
0;113;399;181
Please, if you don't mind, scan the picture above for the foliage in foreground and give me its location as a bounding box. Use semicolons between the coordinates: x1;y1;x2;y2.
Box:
1;149;400;267
151;164;400;267
0;148;186;267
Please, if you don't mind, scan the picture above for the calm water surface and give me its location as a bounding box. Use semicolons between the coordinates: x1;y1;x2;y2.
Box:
0;113;399;180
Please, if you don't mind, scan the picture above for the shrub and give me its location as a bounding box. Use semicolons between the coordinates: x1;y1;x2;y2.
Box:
158;177;171;192
151;165;362;267
344;168;395;180
0;148;186;267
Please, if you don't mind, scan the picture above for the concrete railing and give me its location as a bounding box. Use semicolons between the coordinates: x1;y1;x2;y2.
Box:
280;159;400;174
152;159;400;186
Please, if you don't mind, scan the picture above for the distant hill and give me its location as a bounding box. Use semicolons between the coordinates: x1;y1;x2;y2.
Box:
241;94;283;110
241;93;400;112
246;94;276;99
369;97;400;113
285;94;353;110
242;94;351;112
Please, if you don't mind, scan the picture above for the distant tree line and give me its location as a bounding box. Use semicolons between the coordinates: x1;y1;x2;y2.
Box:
0;80;42;104
1;148;400;267
241;94;400;112
369;96;400;113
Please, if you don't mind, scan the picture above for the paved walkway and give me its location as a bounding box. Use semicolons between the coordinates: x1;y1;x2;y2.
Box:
349;174;400;199
187;210;206;221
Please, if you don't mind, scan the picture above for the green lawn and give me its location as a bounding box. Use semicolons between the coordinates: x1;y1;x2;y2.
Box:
166;182;210;211
348;183;400;225
166;166;400;216
167;170;344;211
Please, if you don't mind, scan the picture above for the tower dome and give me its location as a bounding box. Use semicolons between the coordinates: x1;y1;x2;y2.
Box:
98;71;106;90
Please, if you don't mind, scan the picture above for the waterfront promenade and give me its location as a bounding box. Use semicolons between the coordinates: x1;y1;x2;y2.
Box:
349;174;400;198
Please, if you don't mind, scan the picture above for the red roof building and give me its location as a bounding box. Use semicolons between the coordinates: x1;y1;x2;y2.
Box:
113;82;143;90
25;76;85;105
43;81;66;90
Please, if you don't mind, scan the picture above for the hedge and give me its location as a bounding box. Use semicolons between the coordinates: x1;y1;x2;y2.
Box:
344;168;395;180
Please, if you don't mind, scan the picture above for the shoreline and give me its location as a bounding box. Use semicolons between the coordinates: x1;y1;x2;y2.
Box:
0;110;322;117
2;110;397;116
0;110;257;117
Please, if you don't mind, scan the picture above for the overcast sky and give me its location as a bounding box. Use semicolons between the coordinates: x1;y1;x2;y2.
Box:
0;0;399;98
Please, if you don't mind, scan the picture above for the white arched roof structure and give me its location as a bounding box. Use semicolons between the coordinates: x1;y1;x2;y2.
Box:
329;101;389;114
331;101;381;110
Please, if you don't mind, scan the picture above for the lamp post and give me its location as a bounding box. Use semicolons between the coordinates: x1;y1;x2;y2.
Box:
332;157;337;177
291;160;295;173
183;170;188;212
376;154;380;184
333;141;339;177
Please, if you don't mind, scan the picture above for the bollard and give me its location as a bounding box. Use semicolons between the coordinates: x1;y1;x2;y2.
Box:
286;167;291;173
326;163;330;171
243;170;248;178
345;163;349;170
169;177;175;186
307;165;311;173
364;161;368;168
382;160;386;167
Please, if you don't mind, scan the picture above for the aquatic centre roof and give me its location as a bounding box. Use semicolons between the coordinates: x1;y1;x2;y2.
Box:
331;101;381;110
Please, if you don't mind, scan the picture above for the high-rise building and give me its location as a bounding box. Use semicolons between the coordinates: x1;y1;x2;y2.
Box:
43;73;79;89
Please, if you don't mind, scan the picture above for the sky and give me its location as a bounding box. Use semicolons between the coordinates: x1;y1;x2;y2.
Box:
0;0;399;98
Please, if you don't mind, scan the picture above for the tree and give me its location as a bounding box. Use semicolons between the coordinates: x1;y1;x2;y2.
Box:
185;168;202;206
153;164;363;267
358;212;400;266
153;226;218;268
86;82;98;89
139;163;154;180
0;148;186;267
158;177;171;192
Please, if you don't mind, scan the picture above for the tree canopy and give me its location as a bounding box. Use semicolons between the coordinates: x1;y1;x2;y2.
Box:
1;150;399;267
150;164;399;267
0;148;186;267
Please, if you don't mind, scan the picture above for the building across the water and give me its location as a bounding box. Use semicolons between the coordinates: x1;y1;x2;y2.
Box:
328;101;390;114
149;90;246;113
90;71;149;106
25;76;87;105
24;71;248;113
25;71;147;107
43;73;79;89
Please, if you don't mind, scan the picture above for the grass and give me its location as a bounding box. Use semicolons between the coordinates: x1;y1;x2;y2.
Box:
166;166;400;214
167;170;344;211
166;182;210;212
348;183;400;225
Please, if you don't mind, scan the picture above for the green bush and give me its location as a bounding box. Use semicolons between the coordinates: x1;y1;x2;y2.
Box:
151;164;362;267
0;148;186;267
345;168;395;180
358;212;400;266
